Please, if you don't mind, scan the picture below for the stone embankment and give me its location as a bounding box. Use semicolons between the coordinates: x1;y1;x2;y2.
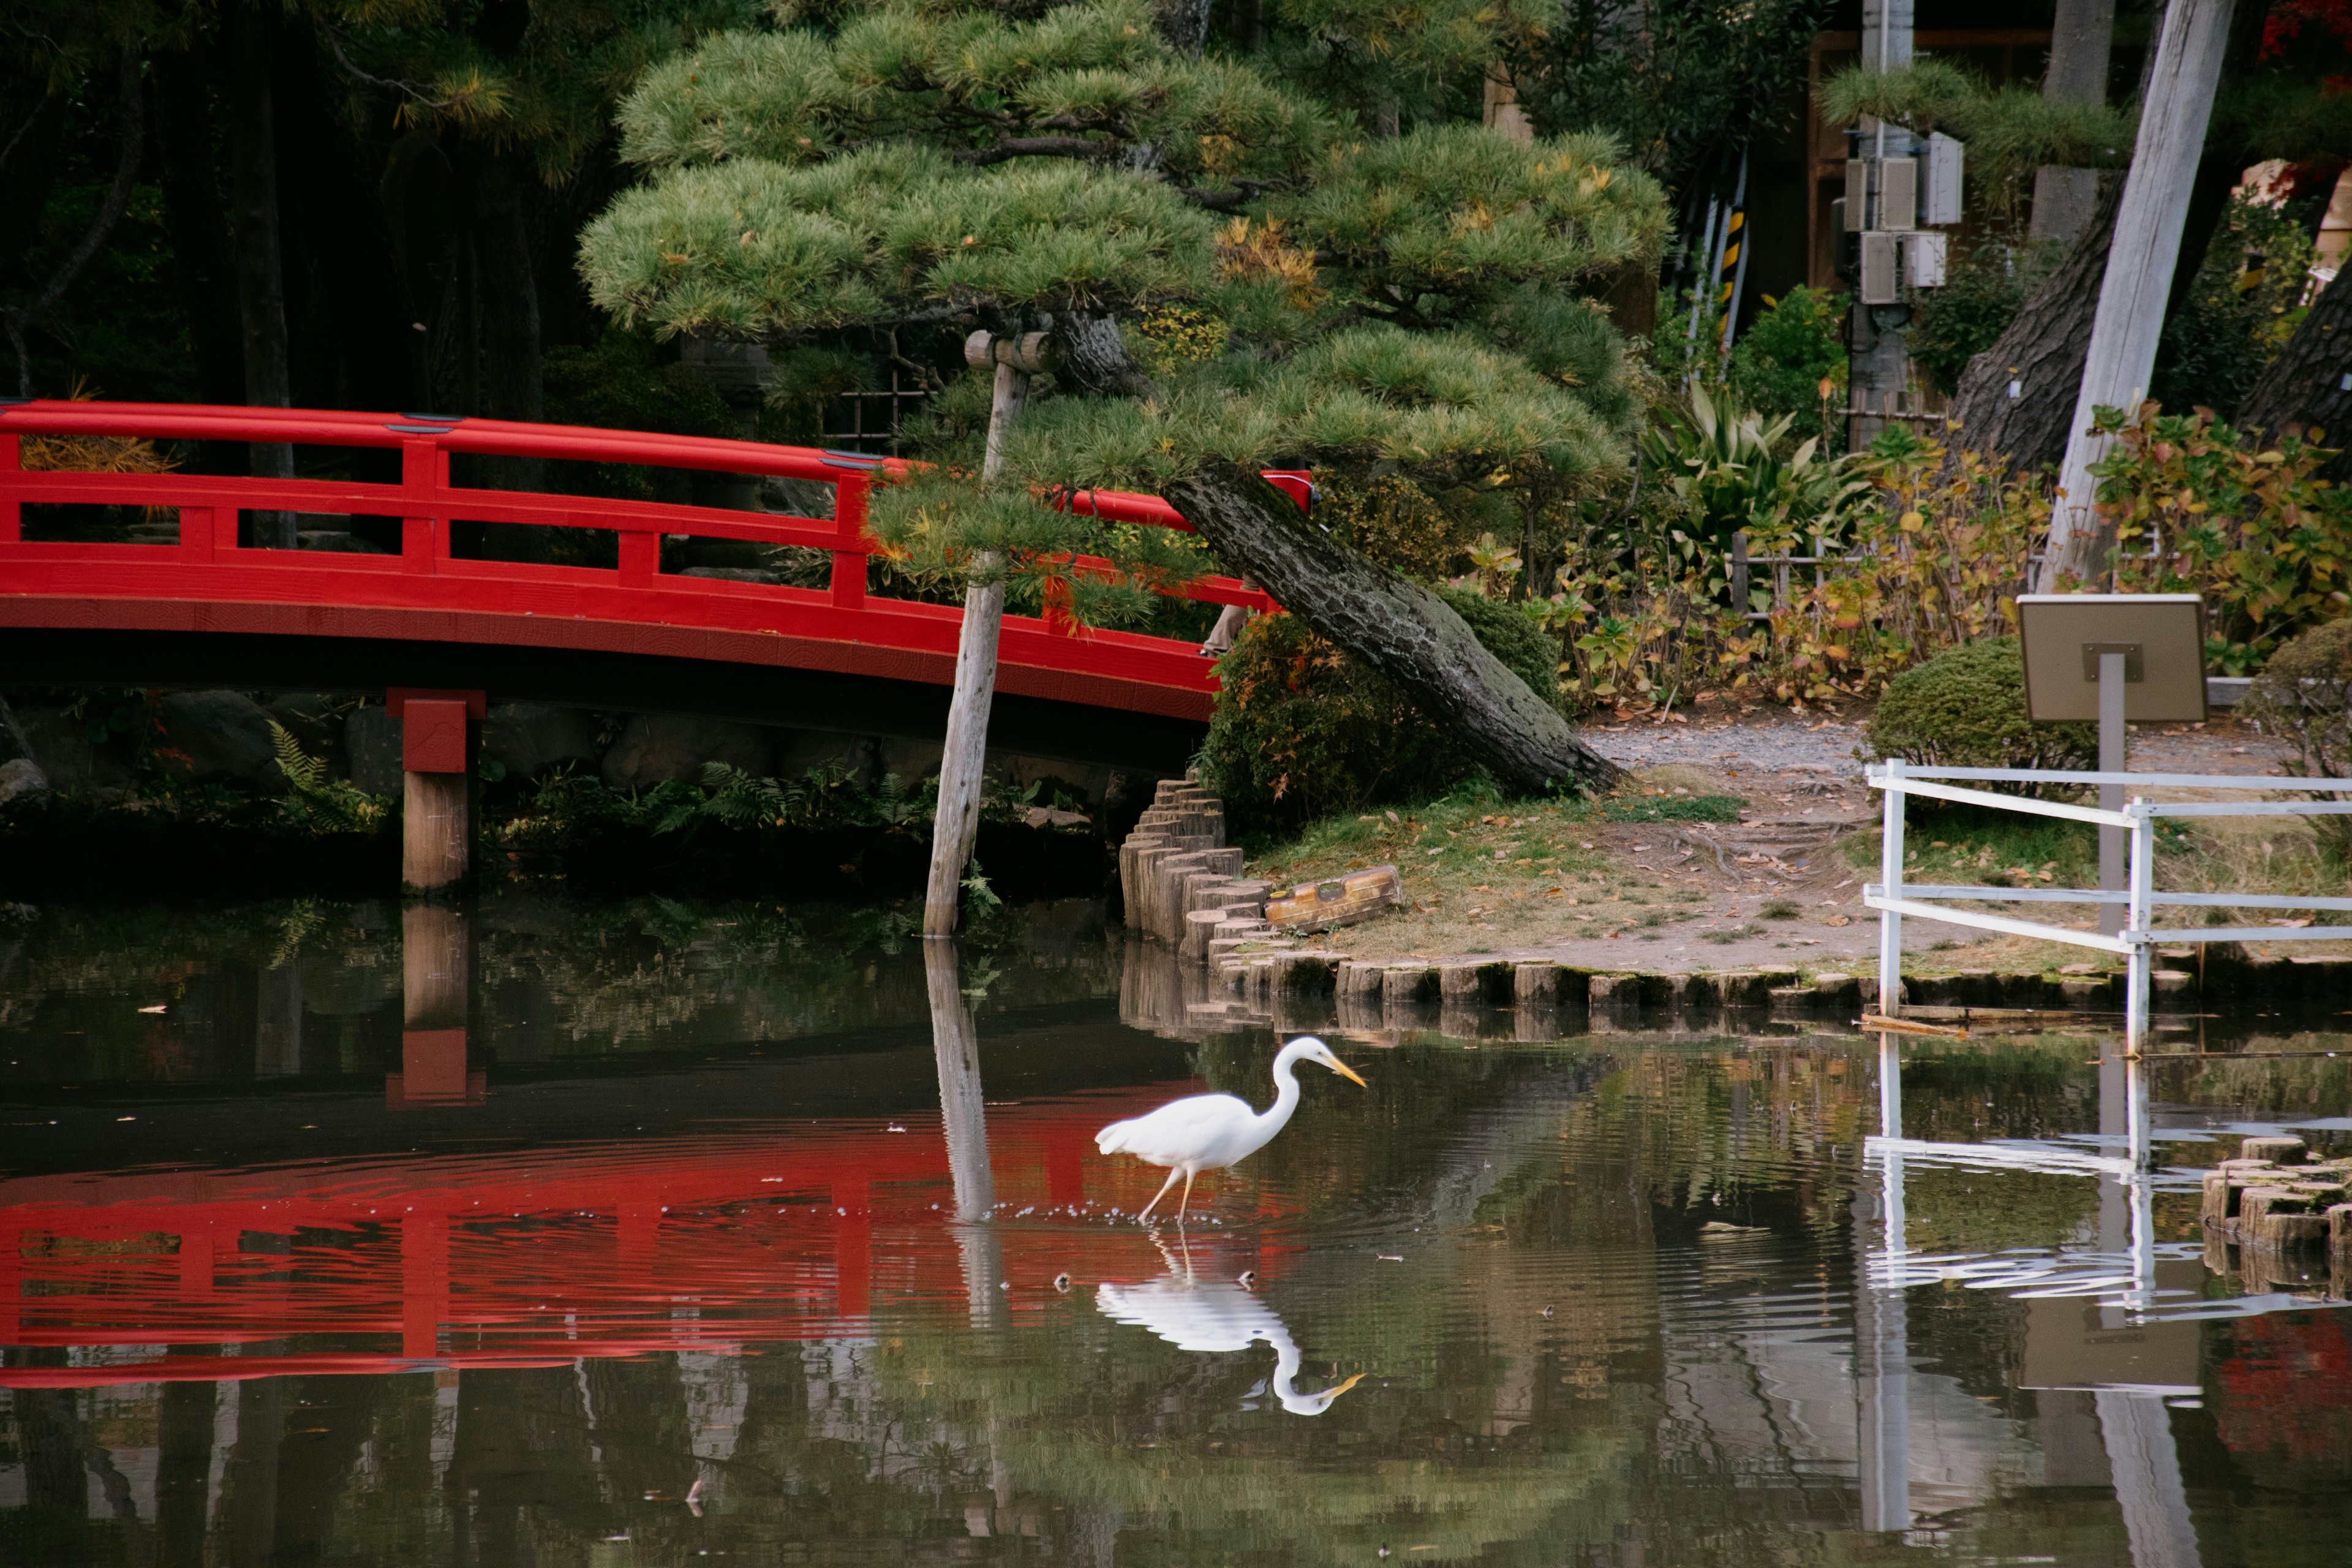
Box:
1117;781;2352;1018
2199;1136;2352;1289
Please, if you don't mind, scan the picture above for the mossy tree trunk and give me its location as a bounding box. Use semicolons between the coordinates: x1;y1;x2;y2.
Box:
1164;459;1625;795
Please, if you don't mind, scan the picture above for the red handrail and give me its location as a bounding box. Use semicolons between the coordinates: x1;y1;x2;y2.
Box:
0;402;1287;722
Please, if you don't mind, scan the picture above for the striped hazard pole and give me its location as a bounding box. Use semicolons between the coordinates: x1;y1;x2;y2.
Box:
1717;142;1752;356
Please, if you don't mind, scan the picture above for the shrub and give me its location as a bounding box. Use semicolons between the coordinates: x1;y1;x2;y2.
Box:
1728;286;1850;451
1203;588;1564;829
2242;617;2352;859
1864;638;2094;791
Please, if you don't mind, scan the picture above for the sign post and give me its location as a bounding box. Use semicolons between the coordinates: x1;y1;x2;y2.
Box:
2017;595;2207;934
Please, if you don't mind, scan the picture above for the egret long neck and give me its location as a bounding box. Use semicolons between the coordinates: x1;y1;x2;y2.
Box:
1256;1044;1311;1137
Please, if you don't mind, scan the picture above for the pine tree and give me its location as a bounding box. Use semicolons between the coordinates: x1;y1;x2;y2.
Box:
578;0;1664;929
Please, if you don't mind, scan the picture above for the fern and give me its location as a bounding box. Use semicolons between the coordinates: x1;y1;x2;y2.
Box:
269;722;388;834
268;721;325;791
960;858;1003;918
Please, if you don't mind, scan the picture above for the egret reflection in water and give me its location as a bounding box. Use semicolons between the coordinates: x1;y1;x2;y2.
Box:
1096;1236;1365;1415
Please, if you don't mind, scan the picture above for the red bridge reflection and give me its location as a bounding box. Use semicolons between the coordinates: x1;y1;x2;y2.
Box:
0;1084;1276;1389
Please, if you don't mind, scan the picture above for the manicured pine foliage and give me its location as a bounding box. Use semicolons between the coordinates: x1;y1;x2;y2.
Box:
578;0;1669;894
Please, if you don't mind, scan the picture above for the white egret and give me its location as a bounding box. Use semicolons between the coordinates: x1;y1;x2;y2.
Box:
1096;1236;1363;1415
1095;1035;1365;1222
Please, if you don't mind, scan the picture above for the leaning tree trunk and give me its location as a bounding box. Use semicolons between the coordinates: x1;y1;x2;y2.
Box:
1945;174;2124;475
2236;273;2352;479
2045;0;2238;589
1164;459;1625;796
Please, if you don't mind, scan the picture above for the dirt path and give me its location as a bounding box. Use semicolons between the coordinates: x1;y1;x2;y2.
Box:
1291;709;2300;976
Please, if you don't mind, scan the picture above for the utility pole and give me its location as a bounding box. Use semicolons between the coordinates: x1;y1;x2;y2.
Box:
1847;0;1917;451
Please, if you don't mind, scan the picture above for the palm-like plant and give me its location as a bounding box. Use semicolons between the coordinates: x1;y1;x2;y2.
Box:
1639;384;1868;553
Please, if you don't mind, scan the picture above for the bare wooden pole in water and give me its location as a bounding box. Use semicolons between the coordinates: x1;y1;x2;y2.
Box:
924;332;1047;937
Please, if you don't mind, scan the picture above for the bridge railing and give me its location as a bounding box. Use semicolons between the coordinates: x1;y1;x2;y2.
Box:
0;400;1283;620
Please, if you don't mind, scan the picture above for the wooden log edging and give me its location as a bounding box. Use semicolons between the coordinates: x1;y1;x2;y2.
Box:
2197;1136;2352;1287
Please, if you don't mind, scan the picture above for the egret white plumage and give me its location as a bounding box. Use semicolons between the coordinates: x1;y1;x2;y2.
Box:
1096;1270;1363;1415
1095;1035;1365;1222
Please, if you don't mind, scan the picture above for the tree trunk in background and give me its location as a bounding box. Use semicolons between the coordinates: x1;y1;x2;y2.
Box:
1165;459;1625;795
1;45;145;399
2045;0;2237;589
225;0;296;548
1946;174;2123;473
2028;0;2115;245
2236;274;2352;478
1154;0;1212;53
2159;0;2274;325
154;48;246;417
469;150;546;496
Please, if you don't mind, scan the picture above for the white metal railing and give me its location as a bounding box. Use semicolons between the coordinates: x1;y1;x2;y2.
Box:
1864;760;2352;1050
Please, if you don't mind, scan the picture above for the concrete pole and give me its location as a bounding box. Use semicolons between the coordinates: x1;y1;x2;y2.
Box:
2044;0;2237;589
924;332;1048;937
1850;0;1916;450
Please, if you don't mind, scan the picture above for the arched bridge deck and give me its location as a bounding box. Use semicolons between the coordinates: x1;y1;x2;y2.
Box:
0;402;1285;771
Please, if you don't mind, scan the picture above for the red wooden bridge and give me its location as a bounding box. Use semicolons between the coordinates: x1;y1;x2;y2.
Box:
0;401;1286;769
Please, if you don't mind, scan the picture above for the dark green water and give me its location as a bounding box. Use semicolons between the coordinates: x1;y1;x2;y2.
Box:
2;895;2348;1566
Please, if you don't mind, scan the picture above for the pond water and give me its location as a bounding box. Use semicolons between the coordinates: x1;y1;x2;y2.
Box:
3;895;2350;1566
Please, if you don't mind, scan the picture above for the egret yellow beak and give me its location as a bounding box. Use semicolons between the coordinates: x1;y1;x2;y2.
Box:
1330;1059;1367;1087
1326;1372;1366;1400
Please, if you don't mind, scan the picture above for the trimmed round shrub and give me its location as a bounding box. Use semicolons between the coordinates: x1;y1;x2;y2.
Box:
1202;587;1564;829
2242;617;2352;858
1865;638;2094;791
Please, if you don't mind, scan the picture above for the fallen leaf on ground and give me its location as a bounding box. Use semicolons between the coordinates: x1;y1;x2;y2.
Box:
1822;914;1853;927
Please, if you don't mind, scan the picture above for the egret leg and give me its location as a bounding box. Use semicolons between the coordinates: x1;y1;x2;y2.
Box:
1136;1166;1183;1223
1177;1169;1197;1223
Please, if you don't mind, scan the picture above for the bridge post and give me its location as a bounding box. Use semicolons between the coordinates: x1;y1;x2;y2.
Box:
390;689;485;894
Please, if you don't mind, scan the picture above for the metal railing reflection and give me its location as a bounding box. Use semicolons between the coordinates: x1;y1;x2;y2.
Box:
1861;1033;2207;1562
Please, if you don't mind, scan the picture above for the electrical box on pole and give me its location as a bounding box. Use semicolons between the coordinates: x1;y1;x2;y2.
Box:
1924;133;1965;225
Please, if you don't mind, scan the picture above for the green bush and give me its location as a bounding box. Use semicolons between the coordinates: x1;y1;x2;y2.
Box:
1909;244;2027;399
1728;286;1849;451
1864;638;2094;792
1202;587;1565;829
2242;618;2352;859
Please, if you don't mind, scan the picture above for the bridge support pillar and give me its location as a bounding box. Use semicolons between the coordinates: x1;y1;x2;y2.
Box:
390;690;484;894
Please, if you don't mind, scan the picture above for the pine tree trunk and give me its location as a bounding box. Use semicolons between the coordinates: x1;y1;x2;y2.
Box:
2236;274;2352;478
1164;459;1625;795
2045;0;2238;588
225;0;295;548
470;149;545;492
1946;174;2122;475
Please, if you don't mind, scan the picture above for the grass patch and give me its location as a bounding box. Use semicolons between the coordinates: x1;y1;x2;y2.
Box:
1241;779;1744;961
1842;803;2096;889
1700;924;1762;944
1760;899;1801;919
